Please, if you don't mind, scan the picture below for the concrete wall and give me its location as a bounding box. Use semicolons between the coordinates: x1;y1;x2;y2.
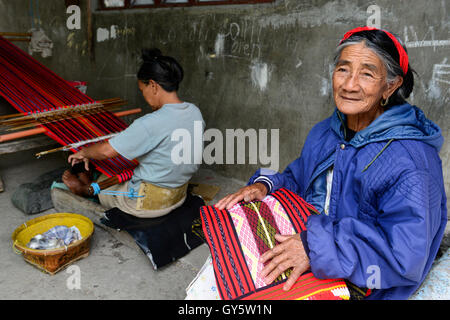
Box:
0;0;449;196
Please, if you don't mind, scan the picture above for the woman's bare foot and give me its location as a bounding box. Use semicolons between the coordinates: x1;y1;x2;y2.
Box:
62;170;91;197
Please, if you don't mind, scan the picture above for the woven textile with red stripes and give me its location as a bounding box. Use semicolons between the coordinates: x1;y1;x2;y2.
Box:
200;188;351;300
0;36;137;178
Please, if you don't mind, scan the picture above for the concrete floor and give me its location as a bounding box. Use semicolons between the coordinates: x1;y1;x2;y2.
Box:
0;148;247;300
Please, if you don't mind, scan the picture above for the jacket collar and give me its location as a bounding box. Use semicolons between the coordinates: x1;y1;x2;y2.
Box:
330;103;443;151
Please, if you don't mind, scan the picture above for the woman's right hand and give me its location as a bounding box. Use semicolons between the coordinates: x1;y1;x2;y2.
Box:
68;150;90;171
215;183;268;210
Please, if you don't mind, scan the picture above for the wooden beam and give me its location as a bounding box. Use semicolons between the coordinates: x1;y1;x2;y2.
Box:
0;135;56;155
0;108;142;143
2;38;31;42
0;32;32;43
0;127;46;142
112;108;142;118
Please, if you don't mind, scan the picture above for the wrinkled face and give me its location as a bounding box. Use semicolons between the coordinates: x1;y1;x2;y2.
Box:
332;42;389;116
138;80;158;110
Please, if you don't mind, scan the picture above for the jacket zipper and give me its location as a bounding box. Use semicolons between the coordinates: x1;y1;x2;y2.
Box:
305;148;337;195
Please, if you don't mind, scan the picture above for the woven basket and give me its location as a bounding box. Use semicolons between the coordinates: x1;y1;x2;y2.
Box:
11;213;94;275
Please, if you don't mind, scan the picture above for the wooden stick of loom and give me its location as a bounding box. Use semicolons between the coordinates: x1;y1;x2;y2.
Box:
2;38;31;42
0;108;142;143
0;32;32;37
0;98;123;120
5;106;123;131
249;202;287;281
2;103;126;131
88;176;121;196
35;132;119;158
0;98;127;128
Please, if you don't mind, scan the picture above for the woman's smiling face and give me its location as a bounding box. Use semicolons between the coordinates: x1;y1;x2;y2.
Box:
332;42;389;117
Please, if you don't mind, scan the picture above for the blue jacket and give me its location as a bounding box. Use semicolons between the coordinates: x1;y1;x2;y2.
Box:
249;103;447;300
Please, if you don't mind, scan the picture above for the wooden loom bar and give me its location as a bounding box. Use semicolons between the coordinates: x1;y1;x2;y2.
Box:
35;132;119;158
2;38;31;42
0;98;127;121
0;108;142;143
0;35;139;184
1;102;127;130
112;108;141;118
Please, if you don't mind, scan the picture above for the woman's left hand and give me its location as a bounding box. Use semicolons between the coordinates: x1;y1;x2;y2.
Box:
259;233;310;291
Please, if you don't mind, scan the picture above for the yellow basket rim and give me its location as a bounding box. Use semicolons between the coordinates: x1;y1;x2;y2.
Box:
11;212;94;255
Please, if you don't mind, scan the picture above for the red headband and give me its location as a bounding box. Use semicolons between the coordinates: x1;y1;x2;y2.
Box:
339;26;409;76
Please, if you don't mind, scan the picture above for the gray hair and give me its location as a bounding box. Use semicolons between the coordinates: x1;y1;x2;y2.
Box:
333;36;407;101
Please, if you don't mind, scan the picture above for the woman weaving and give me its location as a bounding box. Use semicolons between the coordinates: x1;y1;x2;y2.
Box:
191;27;447;300
63;49;204;218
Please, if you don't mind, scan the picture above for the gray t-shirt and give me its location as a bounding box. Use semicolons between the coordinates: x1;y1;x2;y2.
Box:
109;102;204;191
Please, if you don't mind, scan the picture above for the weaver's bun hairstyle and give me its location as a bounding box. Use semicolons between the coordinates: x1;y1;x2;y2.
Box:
137;48;184;92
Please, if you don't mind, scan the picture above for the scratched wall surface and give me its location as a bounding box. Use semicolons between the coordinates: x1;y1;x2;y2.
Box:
0;0;449;197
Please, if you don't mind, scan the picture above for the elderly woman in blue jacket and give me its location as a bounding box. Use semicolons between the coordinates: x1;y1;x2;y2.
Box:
215;26;447;300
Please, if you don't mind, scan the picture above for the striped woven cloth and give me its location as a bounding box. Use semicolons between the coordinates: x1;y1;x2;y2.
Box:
200;188;351;300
